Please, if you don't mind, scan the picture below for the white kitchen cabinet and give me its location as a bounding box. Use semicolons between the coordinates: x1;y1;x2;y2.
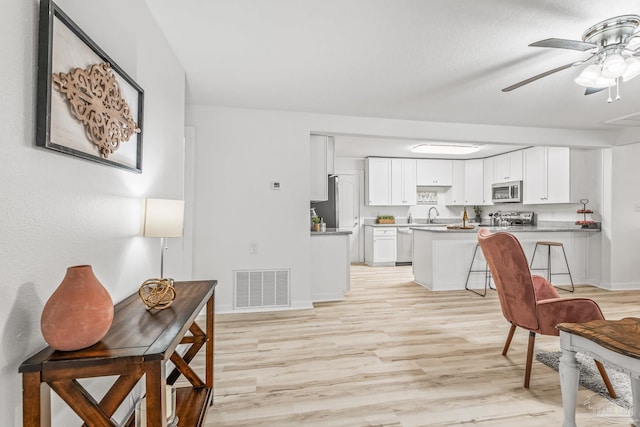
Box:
366;158;392;205
310;135;335;202
464;159;484;205
523;146;571;204
446;161;465;205
446;159;483;205
366;158;416;206
413;228;595;291
416;159;453;186
482;156;494;206
311;233;350;301
493;150;523;184
364;226;397;266
391;158;417;205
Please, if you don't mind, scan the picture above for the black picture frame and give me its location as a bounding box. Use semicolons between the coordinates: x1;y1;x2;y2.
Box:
36;0;144;173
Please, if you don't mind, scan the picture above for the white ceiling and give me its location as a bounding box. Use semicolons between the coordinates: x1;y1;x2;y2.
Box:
145;0;640;157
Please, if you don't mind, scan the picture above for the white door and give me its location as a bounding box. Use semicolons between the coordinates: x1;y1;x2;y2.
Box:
337;173;361;263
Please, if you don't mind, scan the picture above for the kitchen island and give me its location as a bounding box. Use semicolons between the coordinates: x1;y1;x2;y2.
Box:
412;225;601;291
310;229;352;301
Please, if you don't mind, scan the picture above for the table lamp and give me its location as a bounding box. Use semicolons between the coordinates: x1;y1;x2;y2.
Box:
142;198;184;278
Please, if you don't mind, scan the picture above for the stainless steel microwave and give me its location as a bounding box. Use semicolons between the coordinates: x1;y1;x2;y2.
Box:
492;181;522;203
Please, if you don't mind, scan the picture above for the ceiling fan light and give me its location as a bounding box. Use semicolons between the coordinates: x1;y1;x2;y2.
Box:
601;54;627;78
622;57;640;81
575;64;602;87
626;36;640;53
591;75;616;89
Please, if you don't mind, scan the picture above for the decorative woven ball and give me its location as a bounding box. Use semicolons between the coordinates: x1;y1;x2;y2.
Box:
138;278;176;310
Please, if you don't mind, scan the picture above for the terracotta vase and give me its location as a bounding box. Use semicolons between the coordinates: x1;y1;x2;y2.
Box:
41;265;114;351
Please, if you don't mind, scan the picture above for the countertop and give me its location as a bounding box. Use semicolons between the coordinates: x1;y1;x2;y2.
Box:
411;224;600;233
363;223;450;228
310;228;353;236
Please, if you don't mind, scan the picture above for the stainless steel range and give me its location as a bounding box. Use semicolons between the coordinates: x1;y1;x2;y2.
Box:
492;211;535;226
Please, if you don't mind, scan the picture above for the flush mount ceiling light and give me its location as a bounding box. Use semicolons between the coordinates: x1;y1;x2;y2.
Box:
411;144;480;155
503;14;640;103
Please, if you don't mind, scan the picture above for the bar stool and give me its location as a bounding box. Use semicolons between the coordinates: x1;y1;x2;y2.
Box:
530;241;574;292
465;244;494;297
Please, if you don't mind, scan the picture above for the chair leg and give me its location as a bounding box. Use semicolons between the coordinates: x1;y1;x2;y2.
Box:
524;332;536;388
502;323;517;356
594;360;617;399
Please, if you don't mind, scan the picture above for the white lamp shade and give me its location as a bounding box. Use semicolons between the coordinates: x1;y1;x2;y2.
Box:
591;75;616;89
143;198;185;238
622;57;640;81
575;64;602;87
601;54;627;78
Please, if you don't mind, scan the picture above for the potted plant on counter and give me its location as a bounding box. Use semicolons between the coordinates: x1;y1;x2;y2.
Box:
473;206;483;223
311;215;321;231
377;215;395;224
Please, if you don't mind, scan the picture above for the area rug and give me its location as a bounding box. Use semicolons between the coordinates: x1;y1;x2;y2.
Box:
536;351;632;409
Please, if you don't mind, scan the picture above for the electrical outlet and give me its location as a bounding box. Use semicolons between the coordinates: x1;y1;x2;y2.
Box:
250;241;258;254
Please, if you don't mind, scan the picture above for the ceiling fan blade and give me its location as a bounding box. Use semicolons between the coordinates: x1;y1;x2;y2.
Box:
501;62;576;92
585;87;607;95
530;38;596;51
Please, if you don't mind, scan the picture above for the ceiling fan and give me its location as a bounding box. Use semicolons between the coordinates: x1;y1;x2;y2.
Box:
503;14;640;102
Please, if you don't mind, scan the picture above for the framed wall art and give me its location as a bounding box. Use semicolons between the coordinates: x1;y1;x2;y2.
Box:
36;0;144;173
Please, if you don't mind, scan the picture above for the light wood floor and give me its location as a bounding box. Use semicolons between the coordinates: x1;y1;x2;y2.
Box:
200;265;640;426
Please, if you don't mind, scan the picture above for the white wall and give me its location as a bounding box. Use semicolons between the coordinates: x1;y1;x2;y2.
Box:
1;0;186;424
604;143;640;289
187;106;313;312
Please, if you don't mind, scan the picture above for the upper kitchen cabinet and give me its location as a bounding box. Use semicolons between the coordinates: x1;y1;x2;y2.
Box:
366;157;416;206
366;157;392;205
446;159;483;205
464;159;484;205
493;150;523;184
482;157;494;206
310;135;335;202
416;159;453;186
523;146;571;204
391;158;417;205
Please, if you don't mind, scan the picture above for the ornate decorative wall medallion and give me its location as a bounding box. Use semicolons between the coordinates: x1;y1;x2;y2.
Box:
52;62;141;159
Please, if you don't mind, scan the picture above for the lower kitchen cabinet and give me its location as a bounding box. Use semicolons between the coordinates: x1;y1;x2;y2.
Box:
311;232;351;301
364;226;397;266
413;228;598;291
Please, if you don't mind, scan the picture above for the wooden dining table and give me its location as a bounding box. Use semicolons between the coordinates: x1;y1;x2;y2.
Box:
558;317;640;427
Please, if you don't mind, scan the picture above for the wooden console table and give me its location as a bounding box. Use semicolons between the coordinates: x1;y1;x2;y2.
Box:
558;317;640;427
19;279;217;427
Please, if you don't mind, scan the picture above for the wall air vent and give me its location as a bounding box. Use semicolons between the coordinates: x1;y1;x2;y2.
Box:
234;269;290;309
605;112;640;126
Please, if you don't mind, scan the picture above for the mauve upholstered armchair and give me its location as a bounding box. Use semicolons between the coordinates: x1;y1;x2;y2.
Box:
477;228;615;396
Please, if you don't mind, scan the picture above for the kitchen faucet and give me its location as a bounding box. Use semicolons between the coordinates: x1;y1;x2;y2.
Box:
428;207;439;224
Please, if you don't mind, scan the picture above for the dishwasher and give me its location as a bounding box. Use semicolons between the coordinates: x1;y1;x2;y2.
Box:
396;227;413;265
